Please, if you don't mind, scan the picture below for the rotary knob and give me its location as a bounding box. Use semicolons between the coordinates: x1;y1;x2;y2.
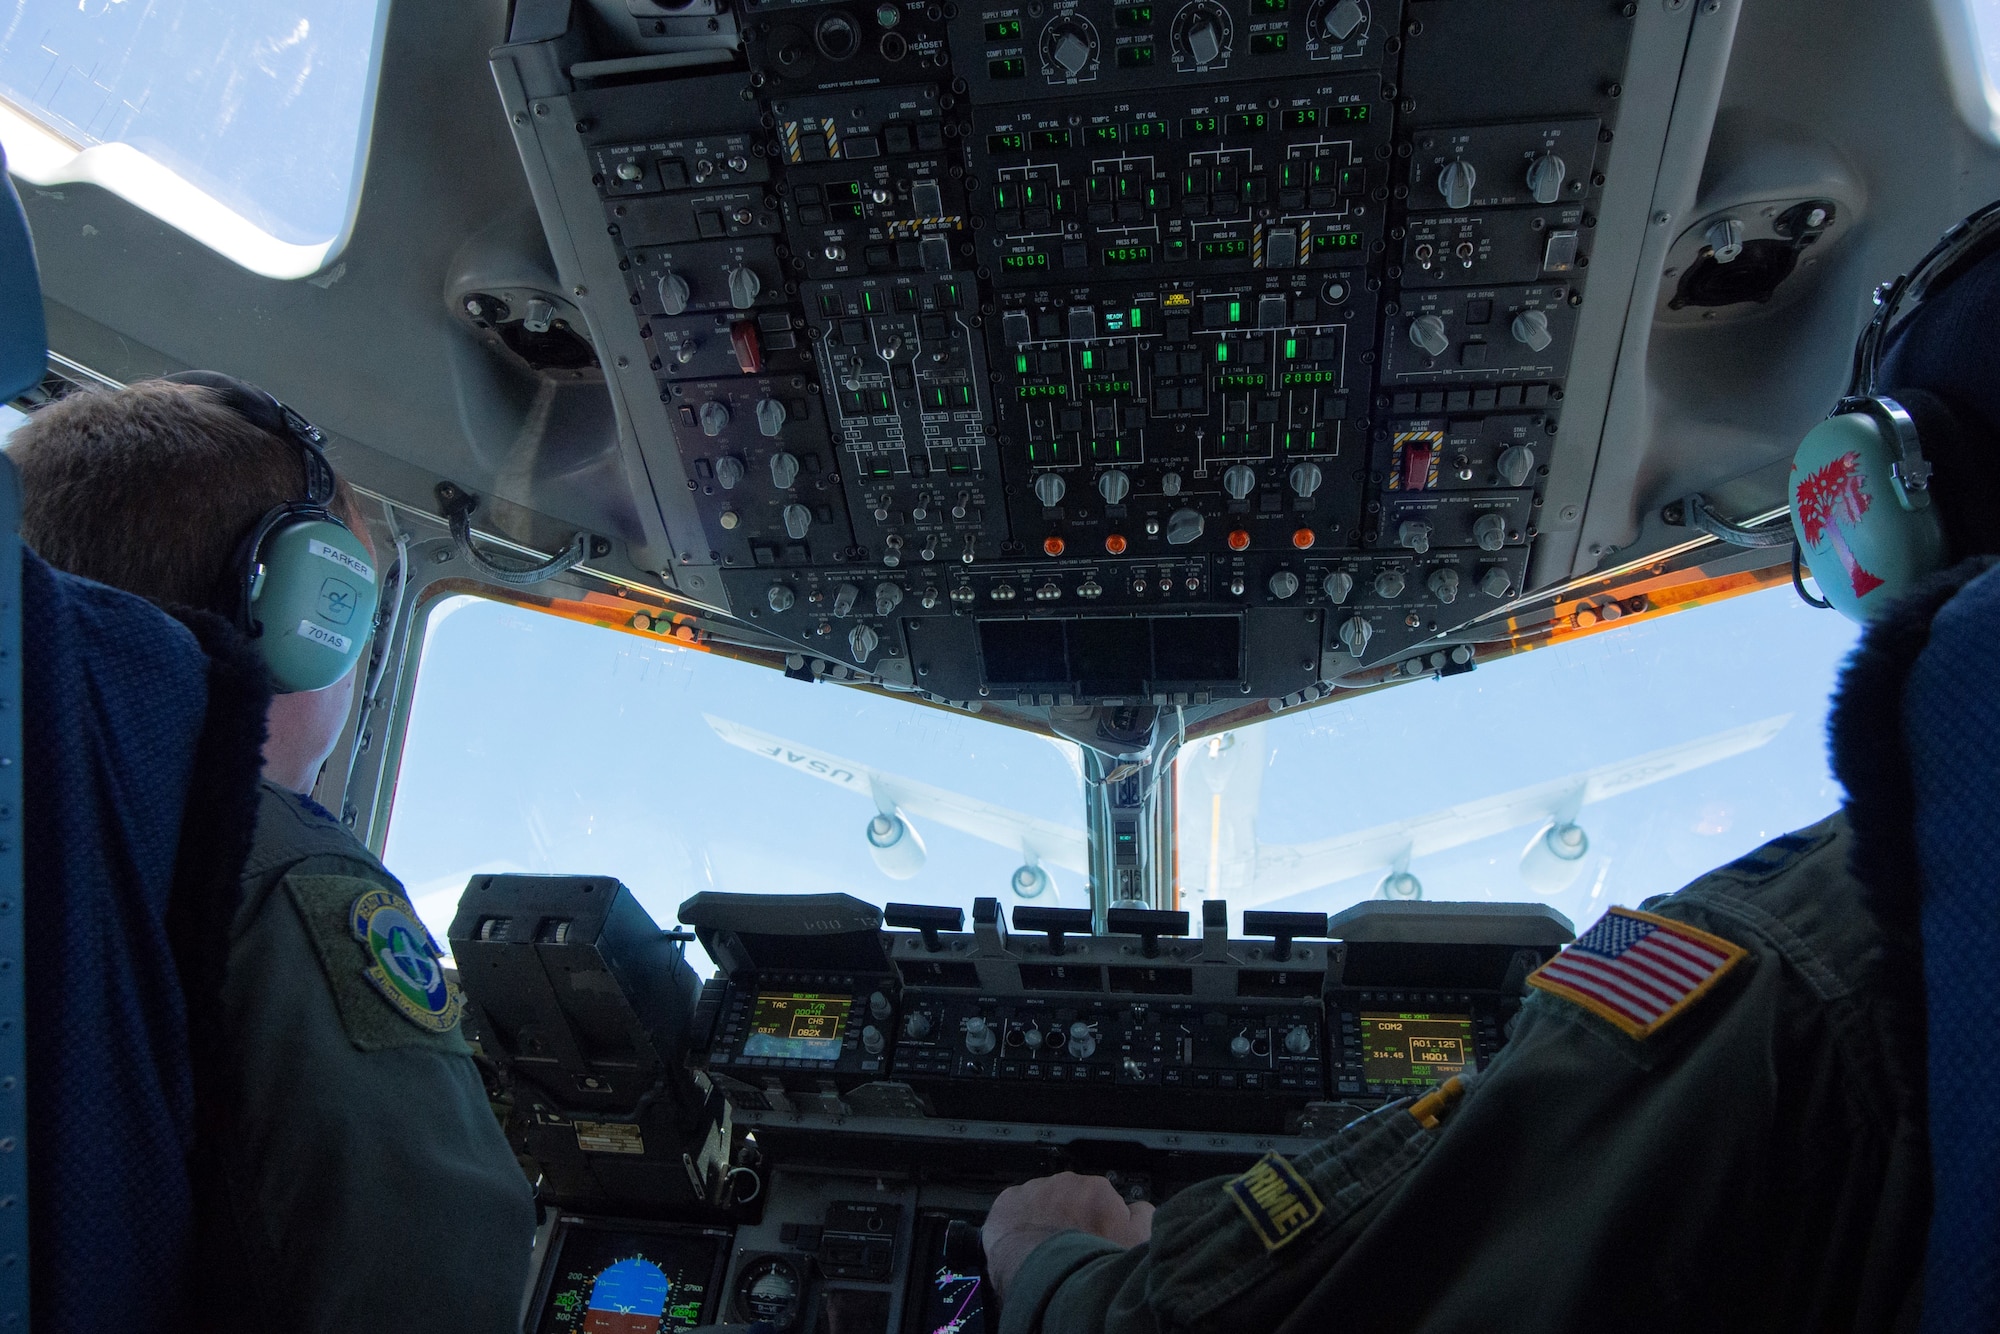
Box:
1705;216;1746;263
1339;614;1373;657
782;503;812;539
1526;152;1568;204
714;455;744;489
1480;565;1513;598
755;397;788;437
1033;472;1067;508
848;624;880;663
1166;508;1205;545
767;583;796;612
1068;1021;1097;1060
1161;471;1183;497
1098;469;1131;505
1438;158;1477;209
658;269;691;315
1398;520;1433;554
1512;308;1553;352
831;582;859;617
1496;443;1535;487
770;451;801;490
875;582;903;616
903;1011;933;1039
1268;570;1300;600
1288;461;1323;499
726;264;761;310
1022;1024;1045;1050
1322;570;1355;604
862;1024;886;1055
964;1016;997;1055
869;991;893;1021
1229;1033;1253;1058
1374;567;1405;598
1284;1025;1313;1055
1408;314;1450;359
1186;12;1224;64
1472;512;1508;551
1223;464;1258;500
1323;0;1366;39
1428;567;1461;604
1044;19;1096;76
698;401;731;437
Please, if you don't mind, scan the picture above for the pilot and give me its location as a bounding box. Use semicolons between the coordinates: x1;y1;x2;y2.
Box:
981;216;2000;1333
9;375;536;1331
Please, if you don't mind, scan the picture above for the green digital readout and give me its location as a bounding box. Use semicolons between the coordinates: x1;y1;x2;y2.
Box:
1334;103;1370;121
1017;384;1068;399
1032;129;1072;149
1250;32;1288;53
987;131;1027;153
989;57;1026;78
1116;44;1155;66
1287;108;1320;129
1127;119;1168;140
1116;3;1154;24
1201;238;1249;260
984;17;1023;39
1252;0;1289;10
1218;372;1267;389
1002;250;1051;270
1089;123;1122;144
1227;112;1269;134
1102;243;1153;265
1282;369;1340;385
1085;377;1135;394
1181;115;1221;136
1313;231;1363;251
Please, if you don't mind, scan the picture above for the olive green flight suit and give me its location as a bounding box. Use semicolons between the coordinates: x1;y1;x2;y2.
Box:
1004;814;1929;1334
201;781;537;1332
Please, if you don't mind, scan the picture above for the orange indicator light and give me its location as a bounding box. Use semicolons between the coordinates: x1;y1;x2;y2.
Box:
1105;534;1128;554
1292;528;1316;549
1044;536;1067;556
1228;529;1251;551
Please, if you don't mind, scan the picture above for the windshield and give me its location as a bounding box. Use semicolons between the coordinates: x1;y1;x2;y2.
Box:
384;583;1858;964
1179;584;1858;933
384;596;1086;967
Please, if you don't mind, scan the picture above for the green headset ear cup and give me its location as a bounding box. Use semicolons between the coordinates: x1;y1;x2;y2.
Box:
249;516;380;692
1790;409;1947;621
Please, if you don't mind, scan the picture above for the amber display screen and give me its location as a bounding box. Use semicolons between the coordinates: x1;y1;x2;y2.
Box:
1358;1012;1474;1086
741;992;849;1061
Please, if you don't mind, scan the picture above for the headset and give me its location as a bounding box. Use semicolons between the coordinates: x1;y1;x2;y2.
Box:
1791;200;2000;620
163;370;381;693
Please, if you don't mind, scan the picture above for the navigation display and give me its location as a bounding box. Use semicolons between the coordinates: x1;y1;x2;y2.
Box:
905;1211;987;1334
1358;1012;1474;1087
532;1220;728;1334
742;992;850;1061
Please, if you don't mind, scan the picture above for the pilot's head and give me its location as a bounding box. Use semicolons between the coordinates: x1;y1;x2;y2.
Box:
9;376;377;792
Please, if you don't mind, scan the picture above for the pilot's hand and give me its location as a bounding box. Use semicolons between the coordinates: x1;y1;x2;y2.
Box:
983;1172;1156;1300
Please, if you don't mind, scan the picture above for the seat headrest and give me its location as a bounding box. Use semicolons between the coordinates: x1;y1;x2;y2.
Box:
0;143;47;402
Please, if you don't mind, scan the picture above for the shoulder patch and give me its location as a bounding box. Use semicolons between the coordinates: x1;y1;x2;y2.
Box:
286;874;470;1053
1225;1152;1325;1252
1528;907;1747;1040
350;887;463;1033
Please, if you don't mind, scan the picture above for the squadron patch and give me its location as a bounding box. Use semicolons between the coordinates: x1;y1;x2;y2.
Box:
1226;1152;1325;1252
349;888;461;1032
1529;907;1746;1040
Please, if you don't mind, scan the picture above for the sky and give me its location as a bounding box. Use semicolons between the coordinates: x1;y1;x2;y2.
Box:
382;583;1860;969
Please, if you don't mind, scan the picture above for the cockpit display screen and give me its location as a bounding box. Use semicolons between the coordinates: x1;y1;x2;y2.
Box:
905;1211;988;1334
1358;1012;1474;1087
742;991;850;1061
531;1219;728;1333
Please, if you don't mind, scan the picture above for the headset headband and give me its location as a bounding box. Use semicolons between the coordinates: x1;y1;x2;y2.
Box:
160;369;337;506
1851;199;2000;399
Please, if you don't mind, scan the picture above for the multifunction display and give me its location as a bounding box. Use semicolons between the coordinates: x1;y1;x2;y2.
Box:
1357;1011;1474;1087
742;992;851;1061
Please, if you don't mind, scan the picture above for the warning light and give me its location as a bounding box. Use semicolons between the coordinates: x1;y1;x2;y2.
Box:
1228;529;1251;551
1044;536;1067;556
1292;528;1316;549
1105;534;1128;554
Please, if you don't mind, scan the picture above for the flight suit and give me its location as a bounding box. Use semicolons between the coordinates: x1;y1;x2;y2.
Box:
1003;814;1930;1334
200;781;537;1332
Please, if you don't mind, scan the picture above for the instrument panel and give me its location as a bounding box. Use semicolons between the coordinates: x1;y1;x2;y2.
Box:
495;0;1643;702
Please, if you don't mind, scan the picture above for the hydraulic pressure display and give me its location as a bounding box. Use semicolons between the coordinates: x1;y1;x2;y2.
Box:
742;992;851;1061
531;1220;728;1333
1358;1012;1474;1087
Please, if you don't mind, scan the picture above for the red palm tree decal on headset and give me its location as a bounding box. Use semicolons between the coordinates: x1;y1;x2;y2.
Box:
1796;451;1885;598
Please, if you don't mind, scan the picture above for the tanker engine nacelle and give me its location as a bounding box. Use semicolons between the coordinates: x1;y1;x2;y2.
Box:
1519;822;1590;894
866;811;926;879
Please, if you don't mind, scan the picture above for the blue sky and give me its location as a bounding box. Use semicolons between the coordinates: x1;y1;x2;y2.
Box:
384;584;1859;966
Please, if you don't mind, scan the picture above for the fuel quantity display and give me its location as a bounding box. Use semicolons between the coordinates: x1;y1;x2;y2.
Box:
742;992;850;1060
1358;1012;1473;1086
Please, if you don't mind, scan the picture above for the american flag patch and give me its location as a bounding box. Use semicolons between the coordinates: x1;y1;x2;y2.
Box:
1528;908;1747;1039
